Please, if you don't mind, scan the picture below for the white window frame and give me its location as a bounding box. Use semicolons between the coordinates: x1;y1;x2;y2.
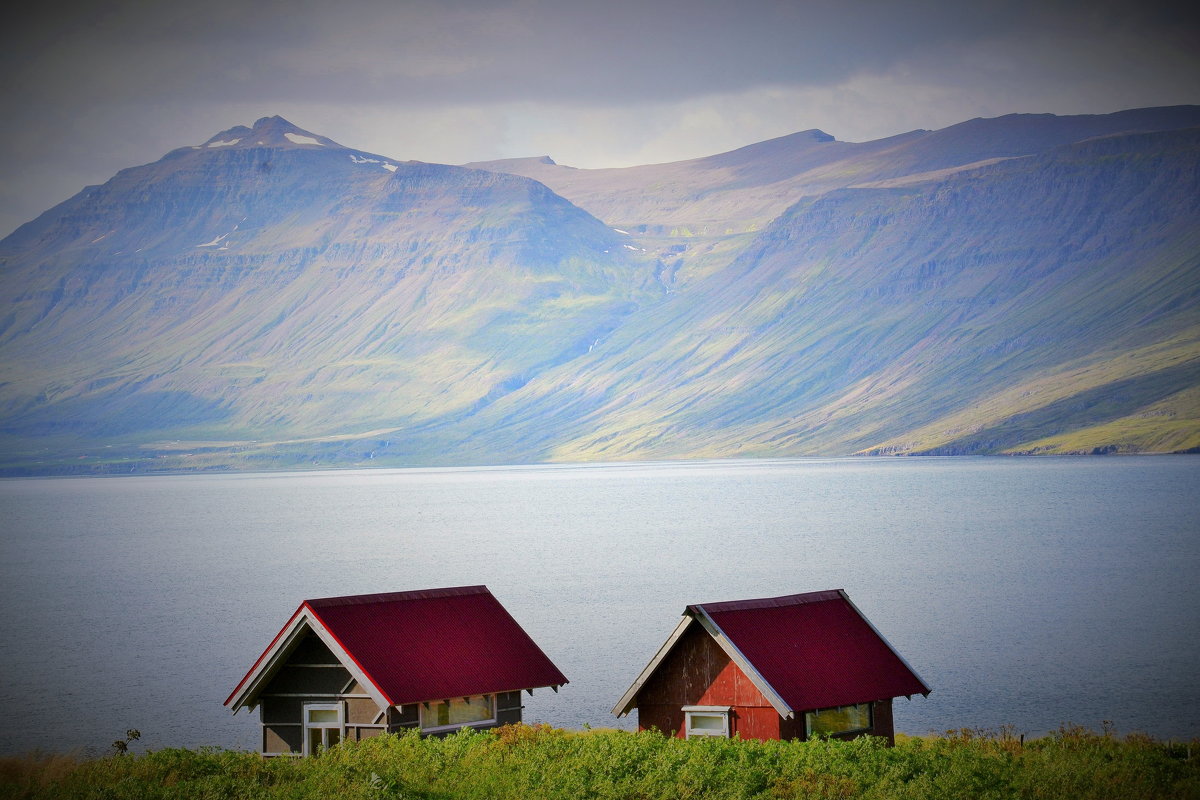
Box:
419;694;497;733
682;705;731;738
302;702;344;755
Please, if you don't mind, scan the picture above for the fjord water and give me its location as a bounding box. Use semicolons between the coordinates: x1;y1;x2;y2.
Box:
0;456;1196;755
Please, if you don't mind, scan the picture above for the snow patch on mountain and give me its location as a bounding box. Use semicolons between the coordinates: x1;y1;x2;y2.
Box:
196;233;229;248
284;133;323;146
349;153;397;172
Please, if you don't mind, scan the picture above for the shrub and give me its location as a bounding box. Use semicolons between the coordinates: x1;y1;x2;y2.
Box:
1;724;1197;800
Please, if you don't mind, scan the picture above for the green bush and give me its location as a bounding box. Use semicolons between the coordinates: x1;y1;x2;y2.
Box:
1;724;1196;800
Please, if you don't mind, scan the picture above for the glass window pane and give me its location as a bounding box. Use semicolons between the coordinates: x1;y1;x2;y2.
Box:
327;729;340;747
805;704;872;736
422;696;493;728
449;696;493;725
308;708;339;724
422;701;449;727
690;714;725;731
308;728;322;754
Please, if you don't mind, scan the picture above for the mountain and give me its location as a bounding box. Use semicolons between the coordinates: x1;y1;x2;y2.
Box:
465;106;1200;234
462;126;1200;462
0;117;652;470
1;109;1197;473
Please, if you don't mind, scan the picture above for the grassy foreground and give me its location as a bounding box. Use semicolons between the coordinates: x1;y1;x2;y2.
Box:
2;724;1197;800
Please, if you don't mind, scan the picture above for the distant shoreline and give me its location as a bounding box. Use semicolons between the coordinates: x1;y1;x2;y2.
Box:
1;449;1196;479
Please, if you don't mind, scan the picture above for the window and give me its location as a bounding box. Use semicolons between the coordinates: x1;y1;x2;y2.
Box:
302;703;342;755
683;705;730;738
804;703;873;737
420;695;496;731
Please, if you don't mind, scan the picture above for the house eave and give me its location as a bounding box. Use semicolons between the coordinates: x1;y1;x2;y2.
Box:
225;604;309;713
302;603;394;710
225;603;394;714
837;590;932;697
611;608;797;721
690;608;795;719
611;615;695;717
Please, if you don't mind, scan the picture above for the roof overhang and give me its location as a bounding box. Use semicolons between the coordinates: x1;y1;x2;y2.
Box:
691;609;794;718
610;608;795;719
224;602;393;714
611;615;694;717
837;590;932;698
612;589;930;722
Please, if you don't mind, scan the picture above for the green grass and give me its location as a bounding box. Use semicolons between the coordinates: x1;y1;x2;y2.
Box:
2;724;1197;800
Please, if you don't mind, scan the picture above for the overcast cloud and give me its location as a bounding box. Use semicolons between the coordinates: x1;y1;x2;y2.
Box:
2;0;1197;235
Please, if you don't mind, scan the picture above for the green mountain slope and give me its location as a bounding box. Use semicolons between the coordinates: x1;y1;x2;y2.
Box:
0;110;1197;473
441;126;1200;461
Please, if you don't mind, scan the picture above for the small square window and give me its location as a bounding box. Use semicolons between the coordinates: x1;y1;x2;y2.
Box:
683;706;730;738
302;703;342;756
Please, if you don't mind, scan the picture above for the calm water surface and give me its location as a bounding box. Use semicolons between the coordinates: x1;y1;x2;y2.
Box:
0;456;1197;755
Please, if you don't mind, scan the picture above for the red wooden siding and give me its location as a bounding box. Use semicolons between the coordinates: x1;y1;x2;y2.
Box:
636;623;782;740
616;590;927;745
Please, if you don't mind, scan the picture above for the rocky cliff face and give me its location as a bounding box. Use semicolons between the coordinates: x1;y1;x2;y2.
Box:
1;110;1197;473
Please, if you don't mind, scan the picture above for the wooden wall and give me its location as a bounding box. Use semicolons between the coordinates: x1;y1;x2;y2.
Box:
259;633;385;754
635;623;781;740
496;690;524;727
632;624;898;744
255;633;529;753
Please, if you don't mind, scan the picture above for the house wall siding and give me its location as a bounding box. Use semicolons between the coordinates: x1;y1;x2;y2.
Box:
386;704;419;734
871;698;895;746
265;662;353;694
496;690;523;726
632;625;901;744
261;696;303;725
346;694;382;725
255;634;535;753
636;624;780;740
259;634;384;754
290;635;343;664
263;724;302;754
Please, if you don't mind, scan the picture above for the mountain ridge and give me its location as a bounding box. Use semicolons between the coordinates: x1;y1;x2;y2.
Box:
1;107;1197;474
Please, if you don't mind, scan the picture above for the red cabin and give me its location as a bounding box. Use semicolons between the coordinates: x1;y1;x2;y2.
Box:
226;586;568;755
612;589;929;743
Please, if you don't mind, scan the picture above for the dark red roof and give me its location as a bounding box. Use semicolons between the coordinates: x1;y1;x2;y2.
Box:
692;590;929;711
229;586;567;708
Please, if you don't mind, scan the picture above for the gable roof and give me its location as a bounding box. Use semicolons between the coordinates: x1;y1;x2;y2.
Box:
613;589;929;719
226;585;568;713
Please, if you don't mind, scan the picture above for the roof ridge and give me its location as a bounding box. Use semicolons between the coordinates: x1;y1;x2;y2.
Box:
306;585;489;607
691;589;844;614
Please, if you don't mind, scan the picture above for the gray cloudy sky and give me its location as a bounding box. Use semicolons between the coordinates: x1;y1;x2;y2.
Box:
2;0;1197;235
